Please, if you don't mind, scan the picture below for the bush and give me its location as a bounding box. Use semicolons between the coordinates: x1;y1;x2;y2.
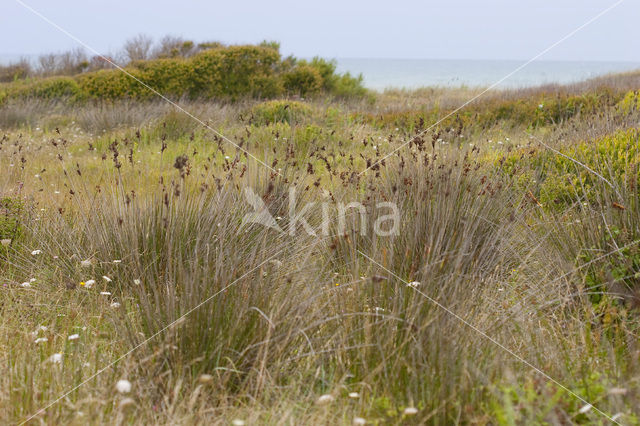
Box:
281;65;322;96
617;90;640;115
132;58;191;98
189;45;283;99
5;77;80;100
77;69;150;101
250;100;312;125
0;61;31;83
0;43;367;102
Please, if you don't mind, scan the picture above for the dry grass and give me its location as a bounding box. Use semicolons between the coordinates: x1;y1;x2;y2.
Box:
1;71;640;425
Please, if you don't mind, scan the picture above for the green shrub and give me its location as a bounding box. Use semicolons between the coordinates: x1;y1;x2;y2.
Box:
250;100;312;125
0;63;30;83
77;69;150;101
189;46;283;99
6;76;80;100
0;43;366;102
132;58;191;98
617;90;640;115
281;65;322;96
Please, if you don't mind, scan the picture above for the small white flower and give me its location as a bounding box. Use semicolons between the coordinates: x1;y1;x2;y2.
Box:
31;250;42;256
30;278;36;282
353;417;366;425
83;279;95;288
116;379;132;394
133;279;141;285
403;407;418;415
578;404;592;414
100;291;112;296
608;387;627;395
68;334;80;341
231;420;245;426
34;337;48;344
316;394;334;405
110;302;121;308
21;282;31;288
407;281;421;288
112;260;122;264
49;353;63;364
348;392;360;398
102;276;112;282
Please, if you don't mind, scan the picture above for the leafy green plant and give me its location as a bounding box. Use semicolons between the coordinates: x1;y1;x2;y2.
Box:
250;99;312;125
0;197;23;257
281;65;322;96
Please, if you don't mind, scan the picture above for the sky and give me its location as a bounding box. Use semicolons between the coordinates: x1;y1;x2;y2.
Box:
1;0;639;62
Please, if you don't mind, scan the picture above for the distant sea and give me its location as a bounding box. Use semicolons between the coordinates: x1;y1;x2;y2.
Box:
334;58;640;91
2;54;639;91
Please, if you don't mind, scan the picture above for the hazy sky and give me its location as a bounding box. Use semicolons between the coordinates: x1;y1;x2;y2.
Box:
2;0;638;61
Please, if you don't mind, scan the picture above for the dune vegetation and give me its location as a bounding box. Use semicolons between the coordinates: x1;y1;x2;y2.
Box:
1;38;640;424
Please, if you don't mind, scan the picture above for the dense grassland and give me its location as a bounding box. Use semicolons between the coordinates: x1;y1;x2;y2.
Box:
2;44;640;424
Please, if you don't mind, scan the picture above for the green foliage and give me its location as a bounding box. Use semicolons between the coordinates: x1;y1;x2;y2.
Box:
189;45;283;99
617;90;640;115
76;69;149;101
5;77;80;100
0;197;23;256
250;100;312;125
0;44;367;103
537;128;640;205
0;63;30;83
131;58;191;98
281;65;322;96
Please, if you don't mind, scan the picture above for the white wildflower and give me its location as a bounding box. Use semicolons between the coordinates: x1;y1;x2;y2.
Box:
348;392;360;398
21;282;31;288
231;420;245;426
133;279;141;285
353;417;366;425
115;379;132;394
316;394;334;405
102;276;112;282
49;353;63;364
403;407;418;415
100;291;112;296
110;302;121;308
68;334;80;341
407;281;421;288
34;337;48;344
31;250;42;256
578;404;592;414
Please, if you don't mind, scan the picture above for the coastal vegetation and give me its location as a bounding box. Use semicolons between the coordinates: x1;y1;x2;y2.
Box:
1;37;640;424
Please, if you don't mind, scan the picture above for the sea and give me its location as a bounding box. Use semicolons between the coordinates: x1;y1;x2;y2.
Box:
334;58;640;91
2;54;639;91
